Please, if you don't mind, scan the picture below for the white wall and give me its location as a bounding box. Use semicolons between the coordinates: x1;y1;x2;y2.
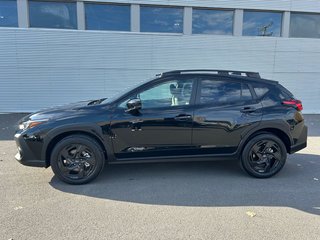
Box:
0;28;319;113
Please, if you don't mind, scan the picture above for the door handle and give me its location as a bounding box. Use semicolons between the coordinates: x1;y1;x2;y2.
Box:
174;114;192;121
241;107;256;113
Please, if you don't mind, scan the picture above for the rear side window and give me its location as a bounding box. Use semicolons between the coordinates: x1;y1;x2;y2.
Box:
252;83;293;102
252;84;269;98
199;79;252;105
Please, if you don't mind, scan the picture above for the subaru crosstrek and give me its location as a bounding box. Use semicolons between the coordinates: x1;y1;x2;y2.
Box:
15;70;308;184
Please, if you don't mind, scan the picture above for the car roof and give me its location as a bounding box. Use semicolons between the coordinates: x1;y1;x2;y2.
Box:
157;69;278;85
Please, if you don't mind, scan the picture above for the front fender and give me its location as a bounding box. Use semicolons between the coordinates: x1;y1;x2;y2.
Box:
41;122;113;165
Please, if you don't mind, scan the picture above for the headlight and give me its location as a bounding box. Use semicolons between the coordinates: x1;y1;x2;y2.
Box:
19;119;48;130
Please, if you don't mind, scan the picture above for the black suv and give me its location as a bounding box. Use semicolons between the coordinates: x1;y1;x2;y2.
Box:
15;70;307;184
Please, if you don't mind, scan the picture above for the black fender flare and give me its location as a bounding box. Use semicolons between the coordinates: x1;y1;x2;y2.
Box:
41;123;113;165
237;120;293;156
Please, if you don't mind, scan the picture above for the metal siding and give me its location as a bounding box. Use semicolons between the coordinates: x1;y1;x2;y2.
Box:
0;27;319;113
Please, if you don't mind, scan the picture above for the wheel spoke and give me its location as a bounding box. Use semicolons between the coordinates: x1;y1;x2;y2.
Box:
76;168;84;178
60;148;72;160
272;150;282;161
264;162;271;173
251;144;263;159
84;156;95;166
262;141;273;153
75;144;85;156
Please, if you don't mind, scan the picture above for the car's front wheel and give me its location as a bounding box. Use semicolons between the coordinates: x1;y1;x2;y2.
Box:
50;135;105;184
241;133;287;178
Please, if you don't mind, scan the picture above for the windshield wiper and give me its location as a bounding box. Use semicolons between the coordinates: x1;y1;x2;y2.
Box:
87;98;107;105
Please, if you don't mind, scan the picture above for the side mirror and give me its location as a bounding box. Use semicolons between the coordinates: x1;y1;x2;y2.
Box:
126;98;142;113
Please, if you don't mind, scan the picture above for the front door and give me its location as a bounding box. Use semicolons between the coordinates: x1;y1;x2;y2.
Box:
110;77;196;159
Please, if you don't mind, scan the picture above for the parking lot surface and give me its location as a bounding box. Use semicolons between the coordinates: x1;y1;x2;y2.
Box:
0;114;319;239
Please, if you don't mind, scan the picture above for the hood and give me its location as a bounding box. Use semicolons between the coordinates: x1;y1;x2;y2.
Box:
20;98;107;123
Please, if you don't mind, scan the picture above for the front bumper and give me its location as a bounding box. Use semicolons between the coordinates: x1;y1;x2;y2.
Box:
14;133;46;167
289;125;308;154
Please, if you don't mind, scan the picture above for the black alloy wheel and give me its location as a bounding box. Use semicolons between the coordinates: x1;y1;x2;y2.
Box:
241;133;287;178
51;135;105;184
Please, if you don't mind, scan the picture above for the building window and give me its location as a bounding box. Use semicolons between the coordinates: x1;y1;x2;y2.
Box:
192;9;233;35
140;6;183;33
0;0;18;27
85;3;130;31
243;11;282;37
29;1;77;29
290;13;320;38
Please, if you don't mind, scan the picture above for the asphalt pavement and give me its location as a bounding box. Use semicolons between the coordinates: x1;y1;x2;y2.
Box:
0;113;319;239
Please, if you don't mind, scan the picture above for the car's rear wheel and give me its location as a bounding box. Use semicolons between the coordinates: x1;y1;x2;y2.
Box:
50;135;105;184
241;133;287;178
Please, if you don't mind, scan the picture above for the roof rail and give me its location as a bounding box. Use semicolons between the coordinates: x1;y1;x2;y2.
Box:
160;69;261;78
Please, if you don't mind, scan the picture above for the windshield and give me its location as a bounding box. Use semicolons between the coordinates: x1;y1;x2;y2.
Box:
101;77;154;104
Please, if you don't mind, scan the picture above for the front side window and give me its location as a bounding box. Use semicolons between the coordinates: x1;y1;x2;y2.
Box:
200;80;252;105
192;9;233;35
290;13;320;38
243;11;282;37
29;1;77;29
140;6;183;33
0;0;18;27
85;3;130;31
121;79;193;109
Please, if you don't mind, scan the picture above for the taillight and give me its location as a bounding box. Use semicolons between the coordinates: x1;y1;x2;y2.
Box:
282;99;303;111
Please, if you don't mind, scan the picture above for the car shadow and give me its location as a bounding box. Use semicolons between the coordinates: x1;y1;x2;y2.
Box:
50;153;320;215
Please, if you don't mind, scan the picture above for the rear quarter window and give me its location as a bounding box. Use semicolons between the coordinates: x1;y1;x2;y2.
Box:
261;86;290;107
252;84;269;98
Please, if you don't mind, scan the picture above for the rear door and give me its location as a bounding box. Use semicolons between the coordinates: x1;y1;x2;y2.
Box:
192;76;263;155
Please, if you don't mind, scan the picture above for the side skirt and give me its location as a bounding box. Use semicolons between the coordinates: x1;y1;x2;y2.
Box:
108;154;238;164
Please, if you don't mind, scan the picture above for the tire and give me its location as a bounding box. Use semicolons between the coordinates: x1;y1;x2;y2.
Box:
240;133;287;178
50;134;105;184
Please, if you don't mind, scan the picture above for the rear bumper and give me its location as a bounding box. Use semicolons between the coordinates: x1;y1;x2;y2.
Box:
14;133;46;167
289;125;308;154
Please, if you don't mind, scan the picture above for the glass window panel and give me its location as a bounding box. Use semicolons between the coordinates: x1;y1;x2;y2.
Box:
243;11;282;37
200;80;252;105
290;13;320;38
242;84;253;101
85;3;130;31
0;0;18;27
119;79;193;109
140;6;183;33
252;83;270;98
138;79;193;108
29;1;77;29
200;80;241;105
192;9;233;35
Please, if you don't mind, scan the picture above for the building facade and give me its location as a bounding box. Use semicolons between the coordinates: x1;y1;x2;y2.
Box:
0;0;319;113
